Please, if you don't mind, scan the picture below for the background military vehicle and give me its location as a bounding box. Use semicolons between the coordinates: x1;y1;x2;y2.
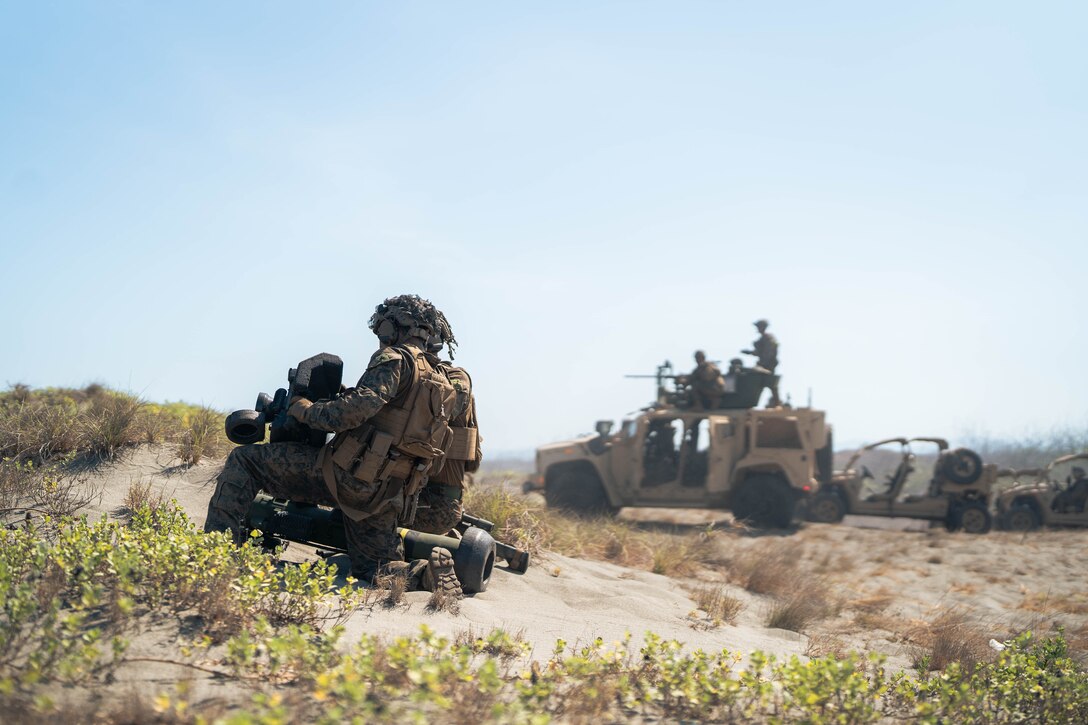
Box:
523;361;832;528
807;437;996;533
995;453;1088;531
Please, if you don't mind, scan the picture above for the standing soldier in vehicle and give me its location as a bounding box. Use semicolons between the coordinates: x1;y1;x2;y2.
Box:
742;319;781;407
412;363;482;535
204;294;467;597
677;350;726;410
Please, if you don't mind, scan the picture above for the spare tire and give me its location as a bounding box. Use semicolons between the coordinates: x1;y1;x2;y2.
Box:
942;448;983;485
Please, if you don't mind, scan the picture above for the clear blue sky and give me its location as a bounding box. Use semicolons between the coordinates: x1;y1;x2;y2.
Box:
2;2;1085;454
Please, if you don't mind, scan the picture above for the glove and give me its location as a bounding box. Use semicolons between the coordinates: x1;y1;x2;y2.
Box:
287;397;313;421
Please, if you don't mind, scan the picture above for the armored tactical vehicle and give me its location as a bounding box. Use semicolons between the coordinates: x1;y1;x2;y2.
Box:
995;453;1088;531
523;362;832;528
807;437;996;533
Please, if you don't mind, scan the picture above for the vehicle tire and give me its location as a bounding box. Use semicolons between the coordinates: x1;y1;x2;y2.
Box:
808;490;847;524
942;448;983;485
1002;504;1040;532
544;468;617;517
732;475;795;529
954;501;992;534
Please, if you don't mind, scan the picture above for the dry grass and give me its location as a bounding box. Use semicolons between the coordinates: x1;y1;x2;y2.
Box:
853;610;906;634
0;384;231;468
463;487;723;577
691;585;744;625
728;540;798;595
722;542;841;633
805;633;847;659
847;588;895;615
376;570;409;608
426;586;462;614
0;458;100;525
176;406;229;466
765;578;839;632
82;393;145;459
1019;591;1088;616
120;479;168;519
906;608;996;672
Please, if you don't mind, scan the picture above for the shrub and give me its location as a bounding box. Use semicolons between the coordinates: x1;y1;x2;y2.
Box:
176;405;229;466
3;504;1088;724
81;392;143;459
0;384;231;468
0;502;367;700
908;608;996;673
0;458;98;524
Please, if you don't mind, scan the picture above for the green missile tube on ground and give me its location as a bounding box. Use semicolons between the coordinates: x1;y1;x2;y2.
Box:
246;493;496;593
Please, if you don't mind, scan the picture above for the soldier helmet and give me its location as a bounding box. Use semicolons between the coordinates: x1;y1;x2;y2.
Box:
368;294;458;357
754;319;769;330
1073;466;1086;478
694;350;706;362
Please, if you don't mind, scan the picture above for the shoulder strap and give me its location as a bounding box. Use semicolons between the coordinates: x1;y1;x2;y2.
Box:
388;344;421;404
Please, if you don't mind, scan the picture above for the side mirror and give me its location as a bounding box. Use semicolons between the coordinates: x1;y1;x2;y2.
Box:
595;420;614;437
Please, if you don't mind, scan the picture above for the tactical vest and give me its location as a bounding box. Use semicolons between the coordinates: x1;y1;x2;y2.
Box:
323;345;457;519
429;364;481;488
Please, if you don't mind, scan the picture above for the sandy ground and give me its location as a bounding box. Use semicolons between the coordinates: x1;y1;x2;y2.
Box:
67;446;1088;679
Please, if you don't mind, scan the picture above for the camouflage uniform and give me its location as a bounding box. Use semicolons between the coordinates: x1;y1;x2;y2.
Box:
687;359;726;410
750;332;778;373
205;346;410;576
744;322;781;407
412;365;481;535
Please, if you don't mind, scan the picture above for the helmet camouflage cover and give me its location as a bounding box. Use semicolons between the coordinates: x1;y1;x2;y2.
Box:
368;294;458;357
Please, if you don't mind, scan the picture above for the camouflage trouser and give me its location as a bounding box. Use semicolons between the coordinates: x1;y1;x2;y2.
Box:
411;482;464;535
204;442;403;577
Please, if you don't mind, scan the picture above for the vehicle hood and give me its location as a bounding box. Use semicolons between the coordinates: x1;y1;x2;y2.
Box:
536;433;599;457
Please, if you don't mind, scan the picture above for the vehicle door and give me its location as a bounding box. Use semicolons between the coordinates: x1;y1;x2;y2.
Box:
740;413;810;487
609;418;641;497
706;416;737;502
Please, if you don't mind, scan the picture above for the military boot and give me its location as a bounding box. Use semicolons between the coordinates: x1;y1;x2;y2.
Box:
421;546;463;599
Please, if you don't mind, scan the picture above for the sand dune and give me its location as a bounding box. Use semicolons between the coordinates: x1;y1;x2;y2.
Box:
73;446;1088;676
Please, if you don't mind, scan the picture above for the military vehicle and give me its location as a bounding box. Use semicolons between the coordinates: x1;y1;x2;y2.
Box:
807;437;996;533
995;453;1088;531
522;361;832;528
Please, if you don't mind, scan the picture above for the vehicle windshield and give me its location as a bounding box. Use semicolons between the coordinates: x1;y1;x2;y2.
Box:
852;441;907;494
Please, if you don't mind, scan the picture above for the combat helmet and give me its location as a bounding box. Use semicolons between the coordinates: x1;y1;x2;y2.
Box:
369;294;458;357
